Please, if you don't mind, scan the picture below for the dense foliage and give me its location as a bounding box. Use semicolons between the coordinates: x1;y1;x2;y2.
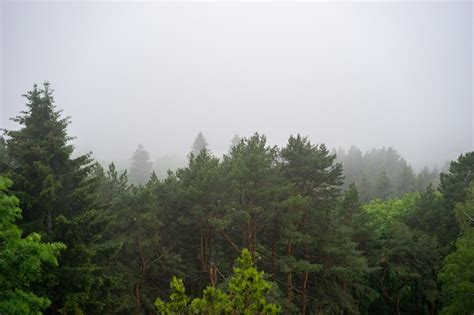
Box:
0;176;65;314
1;84;472;314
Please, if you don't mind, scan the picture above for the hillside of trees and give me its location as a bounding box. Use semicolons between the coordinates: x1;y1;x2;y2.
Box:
1;84;473;314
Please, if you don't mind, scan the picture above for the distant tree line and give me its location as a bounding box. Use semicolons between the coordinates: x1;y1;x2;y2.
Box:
336;146;441;202
0;83;472;314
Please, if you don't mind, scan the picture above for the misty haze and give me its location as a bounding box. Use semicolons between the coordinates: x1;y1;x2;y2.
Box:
0;1;473;315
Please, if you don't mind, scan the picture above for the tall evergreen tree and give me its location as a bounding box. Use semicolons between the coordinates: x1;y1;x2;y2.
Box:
174;149;224;288
220;133;282;260
279;135;368;314
3;83;117;313
129;144;153;185
3;83;96;232
191;132;208;156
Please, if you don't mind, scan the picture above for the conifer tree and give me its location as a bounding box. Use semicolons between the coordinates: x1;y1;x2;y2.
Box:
174;148;224;287
129;144;153;185
3;83;96;233
3;83;118;313
440;152;474;210
279;135;368;313
191;132;209;156
220;133;282;259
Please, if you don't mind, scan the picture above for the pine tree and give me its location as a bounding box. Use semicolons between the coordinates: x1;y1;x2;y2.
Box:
220;133;282;259
174;148;224;288
279;135;368;313
440;152;474;210
129;144;153;185
191;132;209;156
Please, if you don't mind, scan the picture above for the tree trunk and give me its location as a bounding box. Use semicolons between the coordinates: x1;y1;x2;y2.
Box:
134;283;141;306
301;270;309;314
395;292;400;315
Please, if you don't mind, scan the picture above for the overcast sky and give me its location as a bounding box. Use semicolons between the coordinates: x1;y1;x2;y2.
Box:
1;1;472;169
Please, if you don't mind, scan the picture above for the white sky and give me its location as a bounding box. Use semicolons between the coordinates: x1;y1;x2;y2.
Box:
1;1;473;169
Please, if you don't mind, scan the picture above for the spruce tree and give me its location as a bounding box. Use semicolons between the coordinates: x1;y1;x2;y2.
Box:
3;83;117;313
3;83;95;233
129;144;153;185
191;132;208;156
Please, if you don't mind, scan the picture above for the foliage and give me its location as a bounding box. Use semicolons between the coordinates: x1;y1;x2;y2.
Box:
439;229;474;315
440;152;474;209
2;84;120;314
3;83;96;233
155;249;281;314
3;84;474;315
439;184;474;315
363;193;418;232
0;176;65;314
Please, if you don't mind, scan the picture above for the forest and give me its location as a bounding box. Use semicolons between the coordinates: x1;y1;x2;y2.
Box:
0;84;473;315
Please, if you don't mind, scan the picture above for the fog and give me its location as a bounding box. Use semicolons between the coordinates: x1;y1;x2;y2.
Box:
1;1;472;170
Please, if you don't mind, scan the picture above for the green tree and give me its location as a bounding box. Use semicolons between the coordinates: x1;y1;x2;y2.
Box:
219;133;282;259
439;184;474;315
129;144;153;185
155;249;281;314
363;193;442;314
95;163;183;313
0;176;65;314
405;184;456;247
174;149;225;288
375;222;440;315
3;83;119;313
279;135;368;314
3;83;96;234
440;152;474;210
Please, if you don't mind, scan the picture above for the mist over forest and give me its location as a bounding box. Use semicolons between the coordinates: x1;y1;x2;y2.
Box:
2;2;472;170
0;1;473;315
